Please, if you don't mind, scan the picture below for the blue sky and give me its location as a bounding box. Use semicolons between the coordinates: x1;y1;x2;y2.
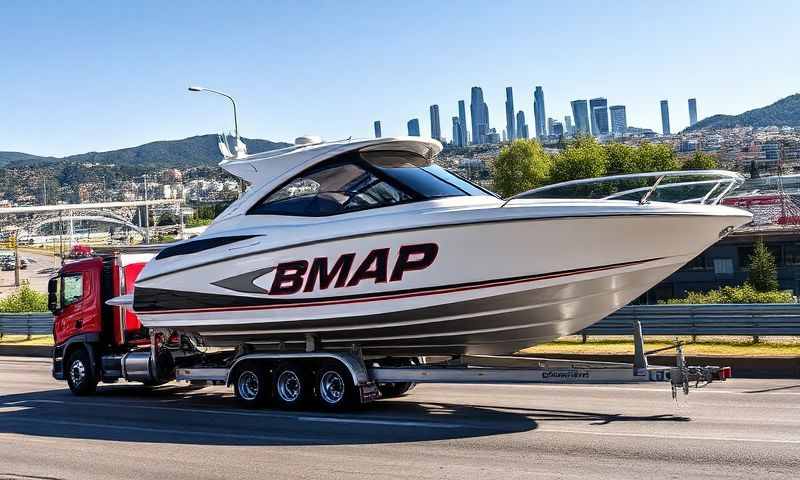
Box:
1;1;799;156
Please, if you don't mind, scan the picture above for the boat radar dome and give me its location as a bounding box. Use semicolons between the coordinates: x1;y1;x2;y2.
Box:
295;135;323;146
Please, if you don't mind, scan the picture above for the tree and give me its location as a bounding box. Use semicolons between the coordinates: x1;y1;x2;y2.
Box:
550;135;608;184
748;238;779;292
682;151;718;171
604;143;638;175
157;212;178;226
492;139;553;197
634;143;679;172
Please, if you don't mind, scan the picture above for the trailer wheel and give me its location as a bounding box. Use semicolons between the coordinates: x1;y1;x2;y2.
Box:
377;357;417;399
233;363;270;408
66;348;98;396
272;362;308;409
315;360;358;411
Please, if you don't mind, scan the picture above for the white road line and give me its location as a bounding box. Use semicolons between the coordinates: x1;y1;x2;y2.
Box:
536;427;800;445
484;383;800;396
2;399;468;429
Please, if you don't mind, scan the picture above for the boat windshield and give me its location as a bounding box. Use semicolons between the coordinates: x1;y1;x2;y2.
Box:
361;150;495;198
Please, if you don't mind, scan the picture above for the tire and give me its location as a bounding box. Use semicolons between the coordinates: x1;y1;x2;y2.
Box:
315;360;359;411
272;362;308;410
66;348;98;396
377;382;415;399
233;363;270;408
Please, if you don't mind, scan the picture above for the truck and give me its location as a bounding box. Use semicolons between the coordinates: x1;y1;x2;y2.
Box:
50;251;729;412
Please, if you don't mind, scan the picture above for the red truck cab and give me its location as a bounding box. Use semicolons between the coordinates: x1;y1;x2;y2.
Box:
49;253;154;392
67;244;95;259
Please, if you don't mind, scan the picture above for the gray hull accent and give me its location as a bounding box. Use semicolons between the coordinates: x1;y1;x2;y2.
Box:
179;263;678;355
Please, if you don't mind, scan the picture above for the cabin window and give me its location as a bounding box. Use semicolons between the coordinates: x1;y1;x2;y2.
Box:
250;161;413;217
62;274;83;307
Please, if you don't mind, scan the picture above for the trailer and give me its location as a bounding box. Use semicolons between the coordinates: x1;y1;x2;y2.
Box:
49;252;728;411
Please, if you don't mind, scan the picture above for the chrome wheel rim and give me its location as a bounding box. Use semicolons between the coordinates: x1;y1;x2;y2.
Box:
237;370;260;401
277;370;301;403
70;359;86;385
319;371;345;405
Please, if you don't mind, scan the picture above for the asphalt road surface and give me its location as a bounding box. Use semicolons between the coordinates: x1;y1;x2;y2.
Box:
0;357;798;479
0;250;58;298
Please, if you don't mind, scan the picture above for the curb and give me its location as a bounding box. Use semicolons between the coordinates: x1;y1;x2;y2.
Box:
0;345;52;358
527;353;800;378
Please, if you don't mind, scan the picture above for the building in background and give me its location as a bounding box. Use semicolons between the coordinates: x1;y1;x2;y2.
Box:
589;97;609;136
451;116;463;147
550;120;564;136
485;128;501;144
516;110;529;139
564;115;574;135
571;100;590;135
457;100;468;147
407;118;420;137
429;104;441;141
660;100;671;135
688;98;698;126
533;86;547;138
470;87;490;144
609;105;627;135
373;120;381;138
505;87;516;141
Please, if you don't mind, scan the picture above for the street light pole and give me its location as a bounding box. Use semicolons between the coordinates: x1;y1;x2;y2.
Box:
143;174;150;244
188;86;247;159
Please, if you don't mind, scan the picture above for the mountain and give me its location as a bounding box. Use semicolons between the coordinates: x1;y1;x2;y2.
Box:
684;94;800;132
0;134;290;168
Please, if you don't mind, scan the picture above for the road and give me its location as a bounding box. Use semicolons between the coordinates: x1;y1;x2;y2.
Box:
0;250;58;298
0;357;798;479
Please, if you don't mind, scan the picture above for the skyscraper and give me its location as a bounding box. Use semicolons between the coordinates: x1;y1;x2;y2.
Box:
609;105;627;134
660;100;671;135
457;100;468;146
373;120;381;138
533;86;547;138
505;87;516;141
470;87;490;144
688;98;698;126
564;115;574;135
516;110;528;139
451;116;462;147
429;104;441;140
550;120;564;137
547;117;555;136
570;100;590;135
407;118;420;137
589;97;609;136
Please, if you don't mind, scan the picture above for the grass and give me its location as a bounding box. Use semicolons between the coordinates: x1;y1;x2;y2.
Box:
522;335;800;357
0;334;54;346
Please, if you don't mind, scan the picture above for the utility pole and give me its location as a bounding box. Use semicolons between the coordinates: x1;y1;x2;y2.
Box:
13;230;20;287
143;174;151;244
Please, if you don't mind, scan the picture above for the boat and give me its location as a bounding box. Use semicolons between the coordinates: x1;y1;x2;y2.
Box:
129;136;752;355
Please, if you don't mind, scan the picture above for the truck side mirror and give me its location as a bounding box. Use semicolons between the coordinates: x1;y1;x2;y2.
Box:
47;277;61;313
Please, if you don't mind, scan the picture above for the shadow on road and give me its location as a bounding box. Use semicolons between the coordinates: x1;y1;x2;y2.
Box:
0;383;689;446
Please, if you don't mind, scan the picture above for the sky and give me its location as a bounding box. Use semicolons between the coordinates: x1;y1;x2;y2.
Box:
1;0;799;157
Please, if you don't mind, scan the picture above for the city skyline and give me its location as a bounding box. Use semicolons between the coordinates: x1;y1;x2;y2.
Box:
3;2;799;155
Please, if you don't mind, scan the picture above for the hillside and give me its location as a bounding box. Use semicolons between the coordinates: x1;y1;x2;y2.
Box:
685;94;800;132
0;134;290;168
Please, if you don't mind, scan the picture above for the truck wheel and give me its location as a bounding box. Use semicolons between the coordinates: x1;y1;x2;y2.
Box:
66;348;98;396
315;360;358;411
377;382;415;399
233;363;270;408
272;362;308;410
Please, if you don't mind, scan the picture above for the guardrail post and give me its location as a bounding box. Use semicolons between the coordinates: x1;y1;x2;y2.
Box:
753;335;760;344
581;333;587;343
27;316;32;340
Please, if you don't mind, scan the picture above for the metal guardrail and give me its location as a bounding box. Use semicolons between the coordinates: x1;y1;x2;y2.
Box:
0;313;53;339
2;304;800;341
583;304;800;340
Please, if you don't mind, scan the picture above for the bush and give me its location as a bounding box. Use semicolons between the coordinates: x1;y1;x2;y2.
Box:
661;283;794;304
550;136;608;184
681;151;718;171
0;282;49;313
492;139;553;197
748;238;779;292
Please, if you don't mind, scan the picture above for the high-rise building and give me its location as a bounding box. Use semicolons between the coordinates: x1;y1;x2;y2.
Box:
550;120;564;136
457;100;468;146
570;100;590;135
564;115;574;135
505;87;516;141
533;86;547;138
516;110;529;139
429;104;441;140
688;98;698;126
660;100;671;135
589;97;609;136
470;87;490;144
609;105;627;135
407;118;420;137
373;120;381;138
547;117;555;136
451;116;463;147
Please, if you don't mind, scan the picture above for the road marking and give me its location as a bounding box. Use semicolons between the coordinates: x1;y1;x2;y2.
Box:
486;383;800;396
2;399;469;429
536;427;800;445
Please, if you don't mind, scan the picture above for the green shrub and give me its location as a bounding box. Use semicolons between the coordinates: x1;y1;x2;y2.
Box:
0;281;49;313
661;283;794;304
